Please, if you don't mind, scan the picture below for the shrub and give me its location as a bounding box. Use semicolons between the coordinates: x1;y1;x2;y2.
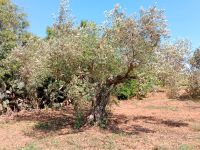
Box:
115;79;137;100
136;74;159;99
115;73;158;100
74;111;84;129
68;75;95;113
36;77;68;109
0;77;33;113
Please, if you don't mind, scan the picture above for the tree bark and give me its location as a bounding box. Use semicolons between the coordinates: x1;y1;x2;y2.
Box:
88;84;113;123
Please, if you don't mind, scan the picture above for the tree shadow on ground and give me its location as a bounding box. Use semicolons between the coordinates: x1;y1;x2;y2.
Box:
132;116;189;127
107;114;189;135
107;114;155;135
13;108;189;138
178;92;200;102
13;108;86;138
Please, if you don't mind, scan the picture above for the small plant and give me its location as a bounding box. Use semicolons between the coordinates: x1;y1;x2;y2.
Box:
20;143;40;150
35;122;51;131
51;139;60;146
178;144;194;150
74;111;84;129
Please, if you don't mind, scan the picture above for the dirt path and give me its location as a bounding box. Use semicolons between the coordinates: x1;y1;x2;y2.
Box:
0;92;200;150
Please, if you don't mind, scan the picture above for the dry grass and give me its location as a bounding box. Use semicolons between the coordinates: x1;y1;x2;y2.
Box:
145;105;178;111
191;123;200;132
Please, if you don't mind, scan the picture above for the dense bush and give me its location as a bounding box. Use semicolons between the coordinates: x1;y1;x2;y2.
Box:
36;77;68;109
0;0;32;113
115;80;137;100
114;76;157;100
0;78;33;114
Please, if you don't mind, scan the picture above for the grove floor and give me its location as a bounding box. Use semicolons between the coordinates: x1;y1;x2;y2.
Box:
0;92;200;150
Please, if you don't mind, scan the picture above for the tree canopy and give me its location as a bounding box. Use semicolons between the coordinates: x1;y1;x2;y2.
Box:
0;0;29;60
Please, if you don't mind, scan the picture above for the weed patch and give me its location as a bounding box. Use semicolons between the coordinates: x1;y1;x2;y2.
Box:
145;105;178;111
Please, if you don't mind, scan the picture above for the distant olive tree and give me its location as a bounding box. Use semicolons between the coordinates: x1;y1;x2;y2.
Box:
155;40;190;98
0;0;29;60
188;48;200;98
190;48;200;69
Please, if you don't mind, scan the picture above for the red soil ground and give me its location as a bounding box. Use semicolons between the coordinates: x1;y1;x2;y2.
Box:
0;92;200;150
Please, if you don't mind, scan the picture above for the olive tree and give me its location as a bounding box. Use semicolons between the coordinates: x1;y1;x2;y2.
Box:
190;48;200;69
7;3;168;123
155;40;191;98
75;5;167;122
188;48;200;97
0;0;29;60
84;6;168;122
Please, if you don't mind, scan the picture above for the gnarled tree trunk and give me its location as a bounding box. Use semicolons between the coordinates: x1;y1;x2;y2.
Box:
87;63;136;123
89;84;113;123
